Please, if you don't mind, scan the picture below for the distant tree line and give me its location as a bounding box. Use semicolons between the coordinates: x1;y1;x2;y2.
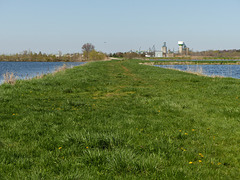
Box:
2;46;240;62
190;49;240;58
0;43;107;62
109;52;146;59
0;51;84;62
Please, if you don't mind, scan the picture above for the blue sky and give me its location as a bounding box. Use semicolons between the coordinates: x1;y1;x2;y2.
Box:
0;0;239;54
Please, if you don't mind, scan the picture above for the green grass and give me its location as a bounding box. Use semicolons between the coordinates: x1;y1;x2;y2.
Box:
0;59;239;179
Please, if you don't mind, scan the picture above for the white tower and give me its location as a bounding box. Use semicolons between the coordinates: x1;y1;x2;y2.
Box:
178;41;184;54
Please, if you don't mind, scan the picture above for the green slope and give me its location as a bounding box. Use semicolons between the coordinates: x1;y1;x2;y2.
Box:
0;59;239;179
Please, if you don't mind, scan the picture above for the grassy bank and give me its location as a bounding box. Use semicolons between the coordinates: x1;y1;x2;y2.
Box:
0;59;239;179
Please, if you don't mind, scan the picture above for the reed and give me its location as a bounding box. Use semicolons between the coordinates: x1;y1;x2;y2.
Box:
53;64;68;74
35;73;45;79
3;72;17;85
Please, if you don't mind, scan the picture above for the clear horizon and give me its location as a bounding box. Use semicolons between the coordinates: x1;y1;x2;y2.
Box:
1;0;240;54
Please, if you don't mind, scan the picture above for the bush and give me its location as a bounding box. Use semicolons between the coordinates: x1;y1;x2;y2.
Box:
88;50;107;61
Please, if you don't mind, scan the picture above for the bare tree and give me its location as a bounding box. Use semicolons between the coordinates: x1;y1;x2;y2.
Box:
82;43;95;60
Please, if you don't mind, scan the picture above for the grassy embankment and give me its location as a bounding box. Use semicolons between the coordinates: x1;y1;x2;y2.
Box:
0;59;239;179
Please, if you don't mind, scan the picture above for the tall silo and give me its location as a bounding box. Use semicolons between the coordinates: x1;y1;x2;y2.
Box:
161;42;167;57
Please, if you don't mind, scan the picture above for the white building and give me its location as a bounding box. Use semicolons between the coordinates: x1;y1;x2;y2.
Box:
155;51;163;57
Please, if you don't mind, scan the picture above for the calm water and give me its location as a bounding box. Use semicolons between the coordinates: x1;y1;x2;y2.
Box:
0;61;86;84
150;59;240;61
155;64;240;79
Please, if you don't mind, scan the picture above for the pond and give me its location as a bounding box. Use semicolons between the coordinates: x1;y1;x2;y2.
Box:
155;64;240;79
150;59;240;61
0;61;86;84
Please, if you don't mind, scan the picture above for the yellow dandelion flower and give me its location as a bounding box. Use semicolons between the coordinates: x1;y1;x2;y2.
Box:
185;133;188;135
189;162;193;164
180;147;187;151
199;153;204;158
179;130;182;132
217;162;221;165
192;129;195;131
199;160;202;163
58;147;62;150
86;146;88;149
